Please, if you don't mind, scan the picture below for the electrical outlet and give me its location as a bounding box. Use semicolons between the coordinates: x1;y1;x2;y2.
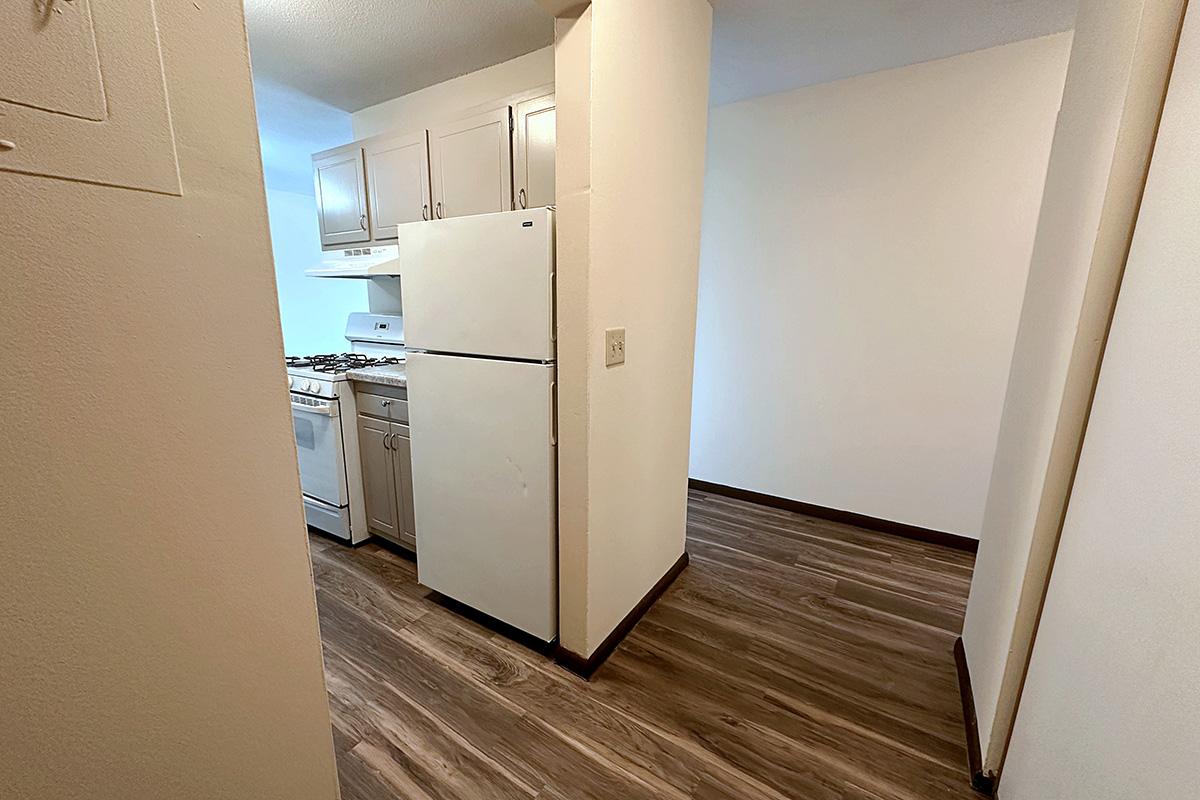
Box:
605;327;626;367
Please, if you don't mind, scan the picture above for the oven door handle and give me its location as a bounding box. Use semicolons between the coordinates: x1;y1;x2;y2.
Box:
291;401;338;417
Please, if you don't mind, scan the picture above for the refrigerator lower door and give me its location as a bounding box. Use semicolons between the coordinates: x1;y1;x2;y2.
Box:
407;351;557;641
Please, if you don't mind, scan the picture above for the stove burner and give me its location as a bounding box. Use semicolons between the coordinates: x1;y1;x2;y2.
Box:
285;353;403;375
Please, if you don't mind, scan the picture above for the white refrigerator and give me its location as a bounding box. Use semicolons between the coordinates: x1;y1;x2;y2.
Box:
397;208;557;641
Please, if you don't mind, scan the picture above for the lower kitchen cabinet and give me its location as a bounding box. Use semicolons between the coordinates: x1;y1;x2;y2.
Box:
357;411;416;551
389;426;417;545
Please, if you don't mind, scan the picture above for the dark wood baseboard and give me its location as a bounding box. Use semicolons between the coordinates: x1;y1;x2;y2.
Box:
954;637;997;796
688;479;978;553
555;551;690;680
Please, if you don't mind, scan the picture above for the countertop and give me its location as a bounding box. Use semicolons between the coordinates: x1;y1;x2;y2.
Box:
346;363;407;388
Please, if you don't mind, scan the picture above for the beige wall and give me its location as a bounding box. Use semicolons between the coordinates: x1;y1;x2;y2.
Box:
0;2;338;798
998;6;1200;793
553;5;594;656
351;45;554;139
555;0;713;656
690;34;1072;539
961;0;1185;774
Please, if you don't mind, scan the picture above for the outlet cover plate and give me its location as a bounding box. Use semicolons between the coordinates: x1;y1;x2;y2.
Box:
605;327;626;367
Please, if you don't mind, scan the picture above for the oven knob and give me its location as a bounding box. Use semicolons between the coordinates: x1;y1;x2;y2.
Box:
307;380;319;393
287;376;294;389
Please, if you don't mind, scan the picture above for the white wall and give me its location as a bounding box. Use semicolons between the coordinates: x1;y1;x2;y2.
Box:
961;0;1186;772
263;188;370;354
555;0;713;656
0;2;338;797
254;76;353;195
352;45;554;139
690;34;1072;538
253;77;367;355
999;6;1200;794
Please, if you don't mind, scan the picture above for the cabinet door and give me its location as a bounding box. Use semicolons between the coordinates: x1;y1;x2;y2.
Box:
357;414;399;540
365;130;432;240
429;107;513;219
390;423;417;549
313;146;369;246
513;94;555;209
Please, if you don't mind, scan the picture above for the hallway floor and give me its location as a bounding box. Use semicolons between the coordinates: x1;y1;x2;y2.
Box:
310;488;978;800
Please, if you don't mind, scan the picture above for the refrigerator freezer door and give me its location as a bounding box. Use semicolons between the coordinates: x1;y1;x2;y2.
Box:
396;208;554;361
407;351;557;641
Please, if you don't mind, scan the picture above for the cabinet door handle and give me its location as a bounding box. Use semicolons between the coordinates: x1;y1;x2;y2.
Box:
422;204;429;221
383;432;392;450
518;188;527;209
359;214;368;231
380;399;391;407
435;201;443;219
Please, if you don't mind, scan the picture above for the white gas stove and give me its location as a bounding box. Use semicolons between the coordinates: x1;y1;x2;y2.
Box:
286;314;405;543
286;354;402;398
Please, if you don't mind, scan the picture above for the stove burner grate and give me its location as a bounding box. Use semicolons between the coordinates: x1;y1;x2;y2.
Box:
285;353;403;375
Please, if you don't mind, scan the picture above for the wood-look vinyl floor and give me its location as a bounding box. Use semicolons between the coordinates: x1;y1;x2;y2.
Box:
309;488;978;800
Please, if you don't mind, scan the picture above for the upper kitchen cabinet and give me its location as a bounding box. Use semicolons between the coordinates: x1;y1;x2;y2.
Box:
513;93;555;209
313;144;370;247
429;107;514;219
365;130;433;239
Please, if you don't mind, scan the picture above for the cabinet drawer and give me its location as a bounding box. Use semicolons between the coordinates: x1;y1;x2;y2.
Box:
357;392;409;422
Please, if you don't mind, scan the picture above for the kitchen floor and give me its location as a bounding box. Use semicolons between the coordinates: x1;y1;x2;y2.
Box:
310;489;978;800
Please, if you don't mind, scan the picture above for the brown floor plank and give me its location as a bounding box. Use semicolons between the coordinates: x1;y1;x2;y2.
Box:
596;634;969;800
631;610;967;768
319;587;665;800
403;610;795;800
309;488;978;799
834;577;966;633
323;650;536;800
334;746;410;800
311;551;429;634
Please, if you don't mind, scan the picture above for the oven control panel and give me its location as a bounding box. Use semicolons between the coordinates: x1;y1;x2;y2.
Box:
286;375;337;399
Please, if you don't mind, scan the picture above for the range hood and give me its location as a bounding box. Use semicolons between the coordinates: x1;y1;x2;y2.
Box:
306;244;401;279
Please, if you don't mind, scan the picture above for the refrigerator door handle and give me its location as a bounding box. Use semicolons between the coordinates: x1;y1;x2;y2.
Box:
550;380;557;447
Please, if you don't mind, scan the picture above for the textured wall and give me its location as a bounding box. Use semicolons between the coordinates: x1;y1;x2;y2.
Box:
0;2;339;798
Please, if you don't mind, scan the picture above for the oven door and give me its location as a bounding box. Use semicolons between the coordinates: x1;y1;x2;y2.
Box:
291;394;348;507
